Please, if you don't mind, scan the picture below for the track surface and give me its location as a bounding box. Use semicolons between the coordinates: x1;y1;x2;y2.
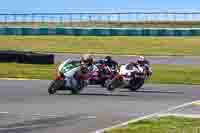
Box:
0;80;199;133
55;54;200;65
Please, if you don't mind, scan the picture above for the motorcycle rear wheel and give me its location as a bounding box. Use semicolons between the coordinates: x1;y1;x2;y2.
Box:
129;79;144;91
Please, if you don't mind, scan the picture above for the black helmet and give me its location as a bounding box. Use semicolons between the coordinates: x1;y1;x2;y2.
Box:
104;56;112;62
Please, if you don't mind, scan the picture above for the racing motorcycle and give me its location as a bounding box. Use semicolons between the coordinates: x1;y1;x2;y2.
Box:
88;62;118;87
106;63;152;91
48;58;88;95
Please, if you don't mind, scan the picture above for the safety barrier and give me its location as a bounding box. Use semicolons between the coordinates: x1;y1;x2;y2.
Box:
0;27;200;36
0;51;54;64
0;51;19;62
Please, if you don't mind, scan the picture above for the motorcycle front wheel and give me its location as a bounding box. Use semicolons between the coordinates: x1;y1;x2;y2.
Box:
48;79;65;95
106;79;123;92
48;80;58;95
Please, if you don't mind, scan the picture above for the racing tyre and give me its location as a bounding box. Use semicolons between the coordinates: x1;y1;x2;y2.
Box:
48;79;65;95
129;79;144;91
106;79;118;92
48;80;58;95
107;84;115;91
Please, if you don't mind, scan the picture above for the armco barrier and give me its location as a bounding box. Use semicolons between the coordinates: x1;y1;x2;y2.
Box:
0;51;54;64
0;51;19;62
20;53;54;64
0;27;200;36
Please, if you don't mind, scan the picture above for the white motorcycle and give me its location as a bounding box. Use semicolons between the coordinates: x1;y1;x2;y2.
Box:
106;63;152;91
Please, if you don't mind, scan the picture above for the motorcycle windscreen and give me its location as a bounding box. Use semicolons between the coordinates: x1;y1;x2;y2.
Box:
58;58;72;72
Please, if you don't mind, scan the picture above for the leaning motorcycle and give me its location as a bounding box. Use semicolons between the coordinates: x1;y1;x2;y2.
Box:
88;63;117;87
48;58;88;95
106;63;152;91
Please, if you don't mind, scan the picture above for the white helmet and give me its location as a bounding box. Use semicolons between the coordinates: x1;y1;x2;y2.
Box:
137;56;145;66
138;56;145;62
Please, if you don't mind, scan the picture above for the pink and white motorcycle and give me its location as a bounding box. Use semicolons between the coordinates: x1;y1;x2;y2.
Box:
106;62;152;91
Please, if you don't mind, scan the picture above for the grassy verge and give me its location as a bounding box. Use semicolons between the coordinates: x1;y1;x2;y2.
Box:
0;63;56;80
0;63;200;85
0;36;200;56
106;116;200;133
148;65;200;85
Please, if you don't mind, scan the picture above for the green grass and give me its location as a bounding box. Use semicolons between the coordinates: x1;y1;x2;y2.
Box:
0;36;200;56
148;65;200;85
106;116;200;133
0;63;200;85
0;63;56;79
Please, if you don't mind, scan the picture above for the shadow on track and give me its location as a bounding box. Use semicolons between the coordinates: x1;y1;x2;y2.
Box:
80;93;131;97
120;89;184;94
55;92;132;97
54;88;184;96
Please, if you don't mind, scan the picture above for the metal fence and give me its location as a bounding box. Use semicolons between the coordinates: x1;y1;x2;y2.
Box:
0;12;200;28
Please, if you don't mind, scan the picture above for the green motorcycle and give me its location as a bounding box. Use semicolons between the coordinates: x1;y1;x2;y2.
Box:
48;58;88;95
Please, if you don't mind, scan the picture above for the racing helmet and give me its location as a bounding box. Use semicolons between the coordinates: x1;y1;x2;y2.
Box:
104;56;112;62
80;54;90;65
88;55;95;65
80;54;95;65
137;56;145;65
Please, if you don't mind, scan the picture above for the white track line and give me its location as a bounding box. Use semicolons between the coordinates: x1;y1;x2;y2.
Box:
158;113;200;118
92;100;200;133
0;112;9;114
193;101;200;106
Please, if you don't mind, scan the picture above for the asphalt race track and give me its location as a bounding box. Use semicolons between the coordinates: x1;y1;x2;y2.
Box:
54;54;200;65
0;80;199;133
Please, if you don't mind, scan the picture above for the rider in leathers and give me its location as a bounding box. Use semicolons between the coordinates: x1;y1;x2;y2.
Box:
58;54;93;90
136;56;152;76
104;56;118;70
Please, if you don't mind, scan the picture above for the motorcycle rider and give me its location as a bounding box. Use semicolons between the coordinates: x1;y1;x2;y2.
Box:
136;56;150;66
80;54;90;65
57;55;91;91
136;56;152;76
80;54;98;72
104;56;118;70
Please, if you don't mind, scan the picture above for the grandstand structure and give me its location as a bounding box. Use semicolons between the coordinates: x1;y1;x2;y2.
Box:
0;12;200;28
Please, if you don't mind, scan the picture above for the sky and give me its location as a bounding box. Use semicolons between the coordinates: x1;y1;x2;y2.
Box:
0;0;199;13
